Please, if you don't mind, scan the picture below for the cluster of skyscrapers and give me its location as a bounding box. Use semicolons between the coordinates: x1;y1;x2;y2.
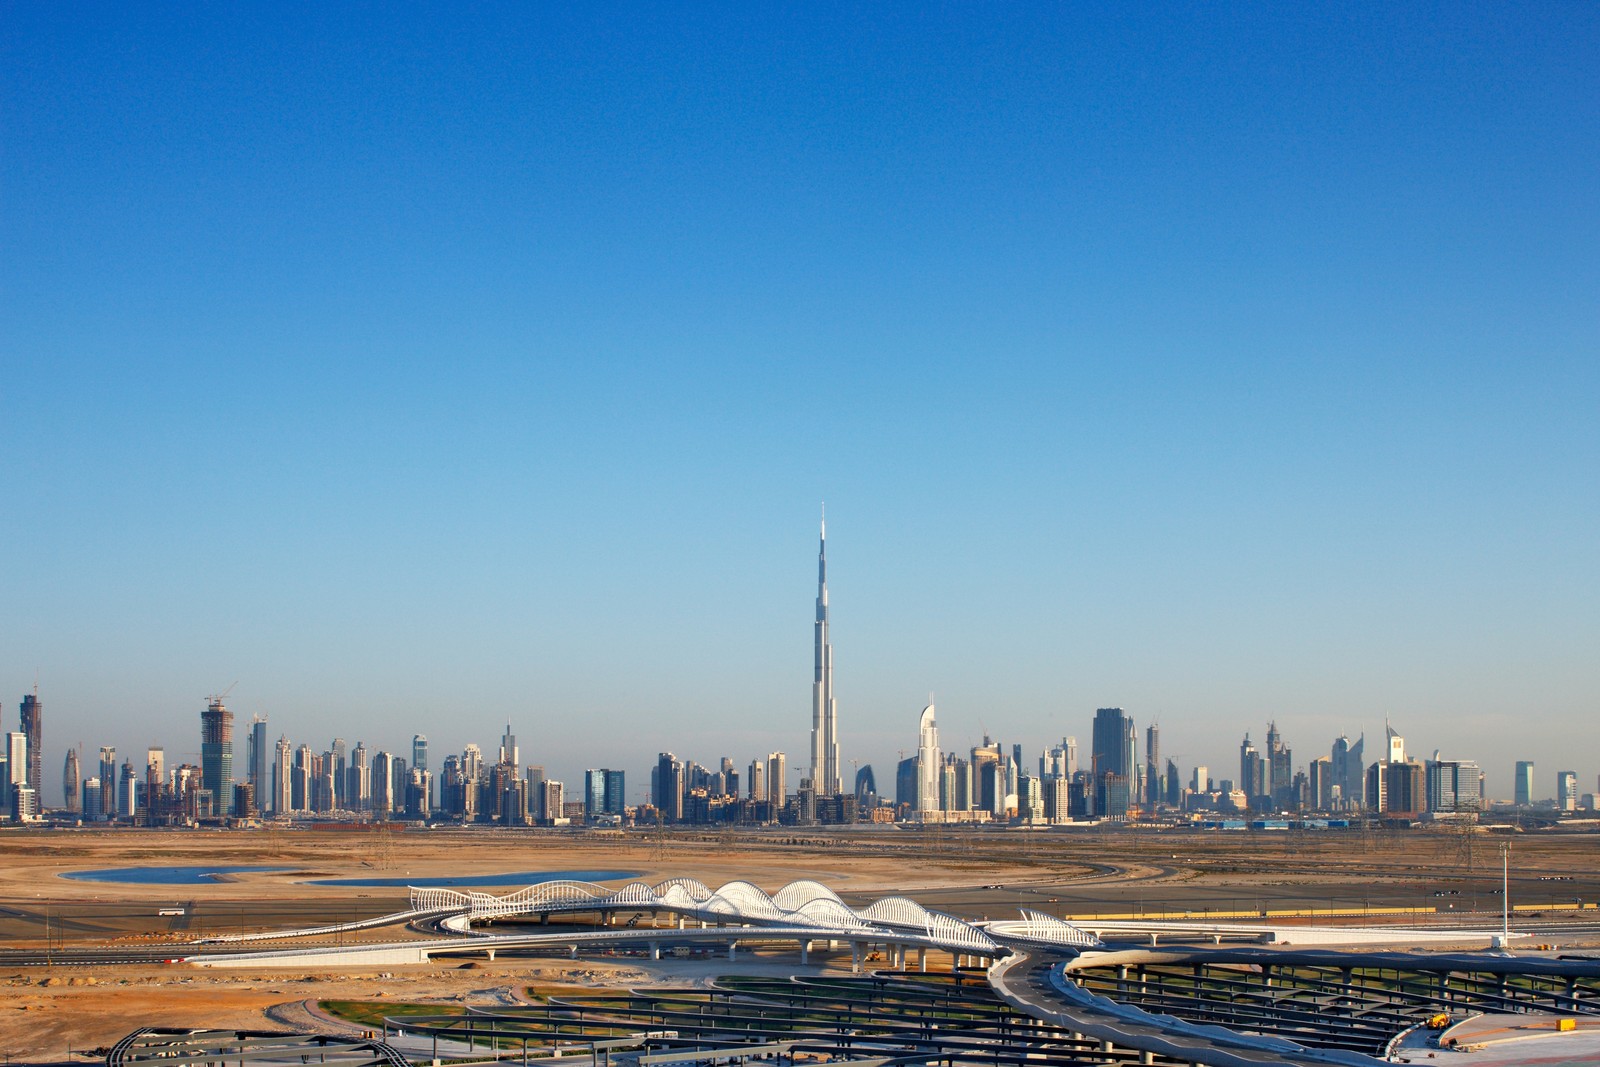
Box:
4;519;1596;827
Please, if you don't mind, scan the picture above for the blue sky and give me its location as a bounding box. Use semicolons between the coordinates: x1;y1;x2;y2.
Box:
3;3;1597;805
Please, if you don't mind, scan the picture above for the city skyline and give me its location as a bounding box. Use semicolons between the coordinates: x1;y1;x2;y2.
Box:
3;6;1596;795
5;657;1592;815
1;509;1593;814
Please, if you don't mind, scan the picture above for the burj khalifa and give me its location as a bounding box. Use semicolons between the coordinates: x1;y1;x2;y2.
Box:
811;512;841;797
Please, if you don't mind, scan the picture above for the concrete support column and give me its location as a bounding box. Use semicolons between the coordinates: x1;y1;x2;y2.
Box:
727;941;736;960
568;944;577;960
486;948;496;961
918;948;927;972
851;942;862;974
800;940;809;965
650;942;660;961
1139;1052;1154;1065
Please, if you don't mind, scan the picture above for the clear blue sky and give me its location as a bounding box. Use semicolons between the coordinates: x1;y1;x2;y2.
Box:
3;3;1597;805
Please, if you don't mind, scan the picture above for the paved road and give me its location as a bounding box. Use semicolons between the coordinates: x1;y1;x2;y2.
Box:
988;950;1383;1067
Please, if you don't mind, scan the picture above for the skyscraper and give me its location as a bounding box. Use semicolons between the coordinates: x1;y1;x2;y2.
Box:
916;704;940;815
4;732;26;816
1266;721;1292;809
1557;771;1578;811
1239;734;1262;801
499;724;518;769
63;747;81;814
1144;723;1160;808
584;769;607;821
1425;755;1483;814
247;715;268;809
272;736;292;814
19;691;42;802
1091;708;1133;780
603;768;625;816
768;750;788;809
412;735;428;772
98;746;116;818
810;513;841;797
201;696;234;815
1514;761;1535;806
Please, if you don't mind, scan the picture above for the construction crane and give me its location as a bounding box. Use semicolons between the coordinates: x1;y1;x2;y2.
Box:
207;681;239;706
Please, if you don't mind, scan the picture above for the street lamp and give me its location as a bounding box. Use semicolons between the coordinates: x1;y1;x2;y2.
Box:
1500;841;1510;948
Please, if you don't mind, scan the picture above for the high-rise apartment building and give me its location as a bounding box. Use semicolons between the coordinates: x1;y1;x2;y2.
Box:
330;738;347;808
1514;761;1535;806
350;742;370;810
271;736;291;814
655;752;684;821
201;697;234;816
371;751;396;815
768;751;787;809
810;514;841;797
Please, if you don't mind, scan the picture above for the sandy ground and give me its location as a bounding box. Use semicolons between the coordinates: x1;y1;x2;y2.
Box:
0;954;860;1062
0;826;1072;906
2;826;1596;1062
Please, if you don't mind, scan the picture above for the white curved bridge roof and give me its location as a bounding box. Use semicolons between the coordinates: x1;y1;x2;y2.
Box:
410;876;1010;955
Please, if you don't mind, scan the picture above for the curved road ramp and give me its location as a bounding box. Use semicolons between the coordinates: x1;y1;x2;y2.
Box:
989;946;1600;1067
107;1029;406;1067
989;951;1384;1066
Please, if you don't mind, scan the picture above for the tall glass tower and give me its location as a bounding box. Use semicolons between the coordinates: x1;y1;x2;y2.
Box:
810;512;841;797
20;691;42;801
201;697;234;815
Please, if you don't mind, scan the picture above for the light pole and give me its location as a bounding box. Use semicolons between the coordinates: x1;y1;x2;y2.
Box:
1501;841;1510;947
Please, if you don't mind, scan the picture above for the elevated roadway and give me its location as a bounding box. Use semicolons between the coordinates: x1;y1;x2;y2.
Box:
988;950;1385;1067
